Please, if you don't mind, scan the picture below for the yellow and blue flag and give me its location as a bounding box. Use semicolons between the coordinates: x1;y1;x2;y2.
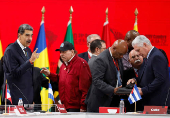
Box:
34;21;53;111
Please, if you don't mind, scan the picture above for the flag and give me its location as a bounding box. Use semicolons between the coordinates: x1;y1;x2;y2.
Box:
0;34;3;105
102;21;111;48
64;20;74;45
133;20;138;32
55;19;74;102
34;21;53;111
5;80;12;104
48;83;55;103
128;84;142;104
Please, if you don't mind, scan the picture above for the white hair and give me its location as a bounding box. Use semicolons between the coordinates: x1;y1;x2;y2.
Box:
132;35;152;47
87;34;101;43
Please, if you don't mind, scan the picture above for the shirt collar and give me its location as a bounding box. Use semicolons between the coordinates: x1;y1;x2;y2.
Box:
147;46;154;59
109;47;113;59
17;39;26;50
88;51;92;57
64;54;75;66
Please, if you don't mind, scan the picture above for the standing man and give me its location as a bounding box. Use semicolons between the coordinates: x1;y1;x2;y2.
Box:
132;35;170;106
3;24;39;105
88;40;106;71
78;34;101;62
41;41;92;112
86;39;128;112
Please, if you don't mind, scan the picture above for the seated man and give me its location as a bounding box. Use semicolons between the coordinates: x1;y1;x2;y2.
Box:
127;50;143;85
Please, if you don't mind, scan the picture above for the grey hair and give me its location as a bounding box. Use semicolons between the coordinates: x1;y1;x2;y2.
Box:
87;34;101;43
18;24;33;37
132;35;152;47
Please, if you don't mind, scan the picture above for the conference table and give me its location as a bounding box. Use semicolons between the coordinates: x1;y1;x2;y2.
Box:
0;112;169;118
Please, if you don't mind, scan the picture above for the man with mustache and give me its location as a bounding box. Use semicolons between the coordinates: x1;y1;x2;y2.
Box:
3;24;39;105
127;50;143;85
41;41;92;112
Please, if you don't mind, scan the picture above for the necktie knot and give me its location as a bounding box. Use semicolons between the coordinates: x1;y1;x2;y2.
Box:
23;48;29;59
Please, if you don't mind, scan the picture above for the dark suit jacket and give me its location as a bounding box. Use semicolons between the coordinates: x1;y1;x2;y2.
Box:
85;49;119;112
33;67;48;104
3;41;34;105
137;47;170;106
78;51;89;62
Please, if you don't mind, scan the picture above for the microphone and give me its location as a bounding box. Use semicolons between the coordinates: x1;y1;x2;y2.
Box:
165;87;170;106
12;83;29;105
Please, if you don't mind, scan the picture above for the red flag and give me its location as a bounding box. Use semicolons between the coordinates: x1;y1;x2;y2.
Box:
102;21;111;48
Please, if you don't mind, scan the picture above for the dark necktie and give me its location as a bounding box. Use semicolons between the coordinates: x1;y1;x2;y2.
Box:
23;48;29;59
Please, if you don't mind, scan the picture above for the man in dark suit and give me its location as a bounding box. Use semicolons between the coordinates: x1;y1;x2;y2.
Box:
85;39;128;112
78;34;101;62
88;40;106;71
132;35;170;106
3;24;40;105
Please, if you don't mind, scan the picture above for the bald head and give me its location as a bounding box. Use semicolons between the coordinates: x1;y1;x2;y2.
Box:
124;30;140;51
110;39;128;59
129;50;143;69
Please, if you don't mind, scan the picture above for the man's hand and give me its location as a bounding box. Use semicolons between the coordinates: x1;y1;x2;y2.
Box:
138;87;143;95
80;109;86;112
29;48;40;63
127;78;136;85
40;67;50;77
114;85;122;94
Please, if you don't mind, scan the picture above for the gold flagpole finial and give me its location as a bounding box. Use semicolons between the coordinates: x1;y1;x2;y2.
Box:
105;8;108;22
69;6;74;22
134;8;138;22
41;6;45;21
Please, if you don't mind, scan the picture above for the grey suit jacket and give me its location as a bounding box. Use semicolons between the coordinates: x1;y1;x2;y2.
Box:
88;55;97;74
85;49;118;112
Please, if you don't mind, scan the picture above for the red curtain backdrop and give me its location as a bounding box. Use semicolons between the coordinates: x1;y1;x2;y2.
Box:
0;0;170;72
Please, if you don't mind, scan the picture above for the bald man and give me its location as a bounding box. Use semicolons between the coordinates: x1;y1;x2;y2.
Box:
85;39;128;112
123;30;140;70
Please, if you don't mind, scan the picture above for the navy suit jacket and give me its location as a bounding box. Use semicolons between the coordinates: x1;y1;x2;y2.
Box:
78;51;89;62
137;47;170;106
3;41;34;105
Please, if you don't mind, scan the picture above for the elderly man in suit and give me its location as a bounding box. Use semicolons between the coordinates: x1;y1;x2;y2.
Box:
132;35;170;106
3;24;39;105
86;39;128;112
78;34;101;62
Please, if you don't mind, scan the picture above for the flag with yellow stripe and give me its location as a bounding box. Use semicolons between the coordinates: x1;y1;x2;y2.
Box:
34;21;53;111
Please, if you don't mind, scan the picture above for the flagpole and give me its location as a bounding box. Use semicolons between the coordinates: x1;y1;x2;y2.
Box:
105;8;108;22
3;80;8;115
135;102;136;112
69;6;73;22
48;79;50;113
134;8;138;23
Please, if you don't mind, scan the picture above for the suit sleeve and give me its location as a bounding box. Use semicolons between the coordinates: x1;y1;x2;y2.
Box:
142;55;168;95
3;49;33;78
92;58;115;97
79;61;92;110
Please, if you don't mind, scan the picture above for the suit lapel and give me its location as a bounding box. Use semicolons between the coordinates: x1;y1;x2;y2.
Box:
139;47;156;82
107;49;117;75
14;41;28;61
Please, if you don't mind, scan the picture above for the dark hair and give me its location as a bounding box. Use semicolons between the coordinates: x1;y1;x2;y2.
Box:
18;24;33;37
100;40;105;44
159;49;169;64
90;39;102;53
